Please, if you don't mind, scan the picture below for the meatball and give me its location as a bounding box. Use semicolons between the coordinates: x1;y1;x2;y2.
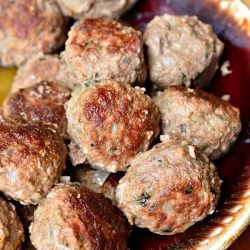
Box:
152;87;241;160
0;115;67;204
30;183;131;250
11;54;71;93
66;80;160;172
0;0;67;66
3;81;71;138
143;14;224;89
0;197;24;250
55;0;137;19
116;137;222;235
71;166;120;202
62;18;146;87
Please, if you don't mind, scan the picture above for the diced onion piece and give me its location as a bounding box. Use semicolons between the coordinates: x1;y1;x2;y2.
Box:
93;170;110;186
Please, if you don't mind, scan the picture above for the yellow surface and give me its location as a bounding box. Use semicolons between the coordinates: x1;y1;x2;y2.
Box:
0;67;16;105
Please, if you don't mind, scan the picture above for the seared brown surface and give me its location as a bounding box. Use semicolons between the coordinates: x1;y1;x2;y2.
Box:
116;137;222;235
4;81;71;138
11;53;71;93
55;0;137;19
153;86;241;160
30;184;131;250
0;197;24;250
66;80;160;172
62;19;146;87
0;0;67;66
0;115;67;204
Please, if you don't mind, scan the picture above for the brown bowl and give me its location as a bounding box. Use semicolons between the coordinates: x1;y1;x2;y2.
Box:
122;0;250;249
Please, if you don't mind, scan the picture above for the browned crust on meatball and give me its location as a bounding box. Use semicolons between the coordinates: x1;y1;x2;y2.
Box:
153;86;241;160
0;115;67;204
62;19;146;86
66;80;160;172
116;139;222;235
0;197;24;250
3;81;71;138
30;184;130;250
11;53;72;93
0;0;67;66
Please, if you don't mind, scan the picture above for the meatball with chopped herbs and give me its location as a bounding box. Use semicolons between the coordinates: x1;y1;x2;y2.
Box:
30;183;131;250
116;137;222;235
0;0;67;66
62;18;146;88
143;14;224;89
152;86;241;160
66;80;160;172
0;115;67;204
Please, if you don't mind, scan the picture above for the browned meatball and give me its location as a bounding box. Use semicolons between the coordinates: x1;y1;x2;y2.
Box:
62;19;146;87
143;14;224;89
0;115;67;204
55;0;137;19
3;81;71;138
0;0;67;66
152;87;241;160
71;166;120;202
30;183;131;250
116;137;222;235
11;54;71;93
66;80;160;172
0;197;24;250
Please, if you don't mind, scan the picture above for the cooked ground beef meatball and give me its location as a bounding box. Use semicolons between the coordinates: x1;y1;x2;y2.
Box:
0;197;24;250
55;0;137;19
66;80;160;172
143;14;224;89
62;18;146;87
116;137;222;235
3;81;71;138
11;54;71;93
30;183;131;250
0;115;67;204
0;0;67;66
71;166;120;202
152;87;241;160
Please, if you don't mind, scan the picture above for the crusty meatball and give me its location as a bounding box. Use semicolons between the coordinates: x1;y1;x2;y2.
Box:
11;54;71;93
0;115;67;204
62;18;146;87
3;81;71;138
143;14;224;89
71;166;121;202
116;137;222;235
30;183;131;250
152;87;241;160
0;0;67;66
55;0;137;19
0;197;24;250
66;80;160;172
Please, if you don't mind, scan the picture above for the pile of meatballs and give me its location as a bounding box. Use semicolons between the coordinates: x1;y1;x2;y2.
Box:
0;0;241;249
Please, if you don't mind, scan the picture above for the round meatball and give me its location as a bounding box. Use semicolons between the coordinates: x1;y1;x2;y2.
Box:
0;115;67;204
0;0;67;66
143;14;224;89
11;54;71;93
152;87;241;160
3;81;71;138
66;80;160;172
71;166;121;202
116;138;222;235
30;183;131;250
55;0;137;19
0;197;24;250
62;18;146;87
